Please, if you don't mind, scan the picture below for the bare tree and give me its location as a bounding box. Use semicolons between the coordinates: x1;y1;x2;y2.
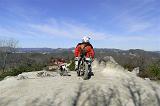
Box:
0;38;18;72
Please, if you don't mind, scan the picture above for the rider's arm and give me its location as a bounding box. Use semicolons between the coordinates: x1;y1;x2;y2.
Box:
90;48;95;59
74;45;80;57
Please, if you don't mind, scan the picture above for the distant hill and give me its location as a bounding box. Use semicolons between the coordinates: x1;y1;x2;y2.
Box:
15;48;160;65
1;47;159;75
16;48;53;53
15;48;74;53
155;51;160;53
15;48;160;56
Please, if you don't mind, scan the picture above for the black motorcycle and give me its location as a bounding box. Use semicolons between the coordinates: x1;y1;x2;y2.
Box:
77;53;92;80
59;64;70;76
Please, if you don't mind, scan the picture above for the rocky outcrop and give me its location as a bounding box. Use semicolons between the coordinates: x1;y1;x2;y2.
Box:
0;57;160;106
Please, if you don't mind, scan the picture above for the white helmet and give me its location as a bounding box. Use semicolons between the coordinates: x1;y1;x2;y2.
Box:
82;36;90;43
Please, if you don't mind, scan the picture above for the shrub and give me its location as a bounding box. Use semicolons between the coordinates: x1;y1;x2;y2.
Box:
147;63;160;79
139;61;160;79
0;63;45;81
68;60;75;71
123;64;135;71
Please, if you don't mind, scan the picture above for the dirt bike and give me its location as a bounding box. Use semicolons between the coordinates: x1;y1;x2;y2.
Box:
77;54;92;80
59;64;70;76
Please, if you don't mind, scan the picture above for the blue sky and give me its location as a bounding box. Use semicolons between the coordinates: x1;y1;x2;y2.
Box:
0;0;160;50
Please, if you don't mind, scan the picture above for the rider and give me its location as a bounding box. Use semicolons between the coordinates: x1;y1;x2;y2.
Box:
74;36;95;75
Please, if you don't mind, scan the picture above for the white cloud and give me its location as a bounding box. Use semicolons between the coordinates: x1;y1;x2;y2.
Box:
28;19;109;40
122;18;152;32
0;17;111;41
108;34;160;42
100;0;157;33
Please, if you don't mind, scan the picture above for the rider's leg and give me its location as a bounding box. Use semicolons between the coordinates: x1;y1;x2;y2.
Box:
75;58;79;71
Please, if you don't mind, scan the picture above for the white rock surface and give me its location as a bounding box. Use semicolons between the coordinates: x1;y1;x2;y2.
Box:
132;67;140;75
0;58;160;106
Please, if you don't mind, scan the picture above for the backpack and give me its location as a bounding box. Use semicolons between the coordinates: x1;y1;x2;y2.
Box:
79;43;93;57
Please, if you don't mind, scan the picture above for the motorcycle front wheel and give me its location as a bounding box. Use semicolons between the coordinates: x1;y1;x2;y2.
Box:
82;62;91;80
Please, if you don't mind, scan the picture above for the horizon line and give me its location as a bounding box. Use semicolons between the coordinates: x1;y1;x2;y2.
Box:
15;47;160;52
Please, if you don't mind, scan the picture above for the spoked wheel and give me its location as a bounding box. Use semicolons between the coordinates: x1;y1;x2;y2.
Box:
76;57;92;80
77;69;81;76
82;62;90;80
77;60;85;77
60;68;66;76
